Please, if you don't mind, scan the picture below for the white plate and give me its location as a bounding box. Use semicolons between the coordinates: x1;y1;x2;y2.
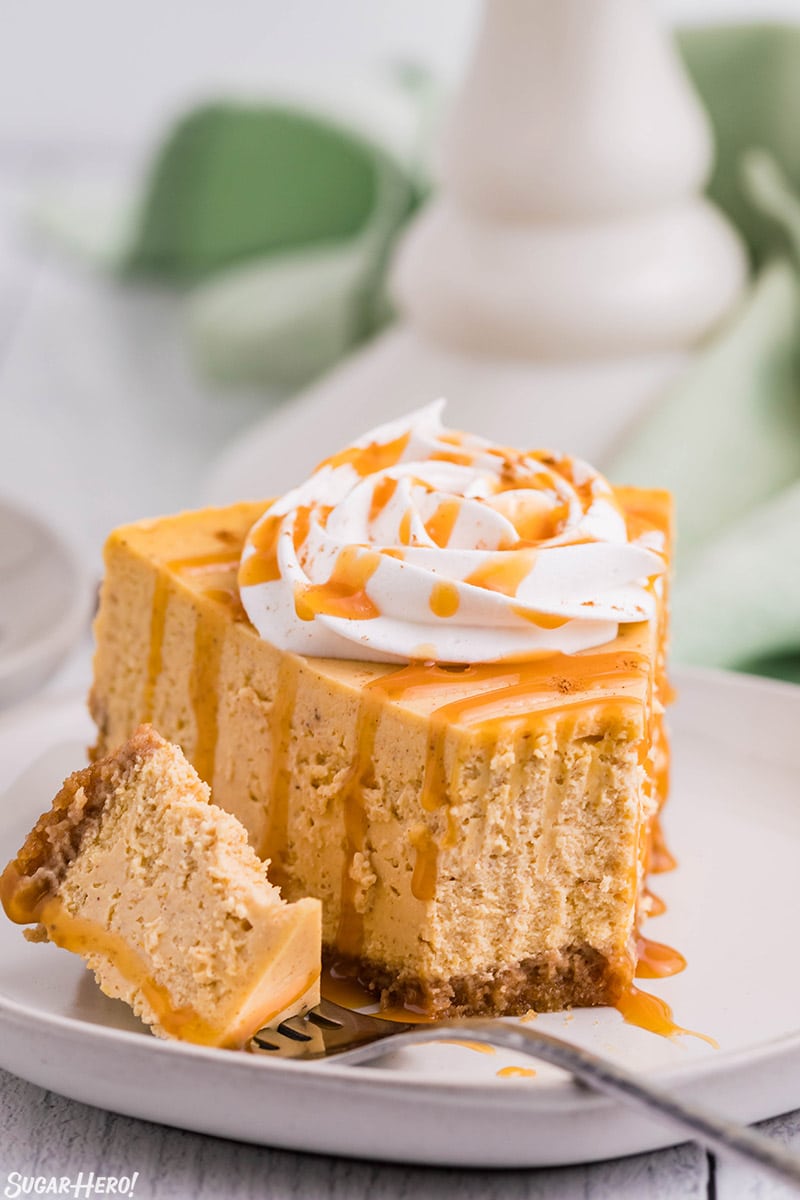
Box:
1;670;799;1168
0;497;93;706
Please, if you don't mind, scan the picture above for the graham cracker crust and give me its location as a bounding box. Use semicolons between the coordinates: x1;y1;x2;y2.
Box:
1;726;164;930
326;944;631;1018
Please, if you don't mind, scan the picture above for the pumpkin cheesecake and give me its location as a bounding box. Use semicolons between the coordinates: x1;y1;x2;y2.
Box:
88;403;672;1017
0;726;321;1047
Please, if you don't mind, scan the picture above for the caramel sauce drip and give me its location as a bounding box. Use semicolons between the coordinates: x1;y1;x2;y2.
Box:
334;702;381;958
512;606;569;630
635;936;686;980
167;551;249;623
424;498;461;547
292;505;313;552
616;984;718;1047
438;1040;496;1055
649;815;677;874
643;887;667;918
260;656;300;880
369;476;399;523
168;551;241;574
317;430;410;476
419;668;643;737
295;548;382;622
202;587;247;623
372;651;647;718
497;1065;536;1078
238;514;282;588
0;863;41;925
429;580;460;619
398;508;413;545
188;616;223;787
489;493;569;542
142;574;170;722
410;826;440;902
429;448;475;466
464;548;538;599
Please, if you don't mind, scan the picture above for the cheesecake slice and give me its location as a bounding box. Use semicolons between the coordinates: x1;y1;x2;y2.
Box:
89;488;671;1017
0;726;321;1047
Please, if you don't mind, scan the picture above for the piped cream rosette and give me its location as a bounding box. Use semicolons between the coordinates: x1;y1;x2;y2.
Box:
239;401;665;664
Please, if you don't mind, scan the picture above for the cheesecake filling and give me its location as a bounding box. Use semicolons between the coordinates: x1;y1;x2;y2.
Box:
239;400;665;664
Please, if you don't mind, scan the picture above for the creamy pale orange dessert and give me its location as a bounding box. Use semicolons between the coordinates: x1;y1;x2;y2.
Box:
89;402;671;1016
0;726;321;1047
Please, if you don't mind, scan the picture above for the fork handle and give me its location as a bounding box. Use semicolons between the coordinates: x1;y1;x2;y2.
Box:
336;1019;800;1189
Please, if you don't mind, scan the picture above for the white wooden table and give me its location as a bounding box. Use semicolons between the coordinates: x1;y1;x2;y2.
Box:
1;114;800;1200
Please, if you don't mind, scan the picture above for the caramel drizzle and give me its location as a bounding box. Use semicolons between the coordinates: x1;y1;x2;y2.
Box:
649;814;677;874
295;548;382;622
188;616;223;787
617;984;718;1047
260;656;301;883
168;551;241;574
202;587;247;623
512;606;569;630
142;574;169;722
317;430;410;476
143;551;245;778
429;580;460;619
369;476;399;523
238;514;282;588
410;826;440;902
334;702;381;958
642;886;667;918
424;498;461;547
168;551;248;622
464;548;539;599
150;553;241;787
635;935;686;980
437;1040;496;1055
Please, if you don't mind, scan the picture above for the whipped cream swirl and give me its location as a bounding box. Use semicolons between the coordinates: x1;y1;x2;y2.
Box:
239;402;665;663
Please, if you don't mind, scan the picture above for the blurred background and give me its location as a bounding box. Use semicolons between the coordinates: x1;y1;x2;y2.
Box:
3;0;798;145
2;0;800;704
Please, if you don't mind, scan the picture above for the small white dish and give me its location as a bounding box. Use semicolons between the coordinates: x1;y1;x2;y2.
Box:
0;497;93;707
1;670;799;1168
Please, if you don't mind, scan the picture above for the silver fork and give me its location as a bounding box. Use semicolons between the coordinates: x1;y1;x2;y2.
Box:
253;1000;800;1190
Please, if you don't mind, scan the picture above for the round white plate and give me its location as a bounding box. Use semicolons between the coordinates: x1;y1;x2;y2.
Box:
0;497;93;706
1;670;799;1168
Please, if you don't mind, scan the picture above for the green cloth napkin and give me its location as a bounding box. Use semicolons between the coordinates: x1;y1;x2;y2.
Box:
33;68;436;387
32;26;800;678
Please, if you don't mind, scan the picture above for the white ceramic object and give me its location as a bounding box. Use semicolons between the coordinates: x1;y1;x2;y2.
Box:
209;0;746;499
0;498;92;707
2;671;800;1167
393;0;747;361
